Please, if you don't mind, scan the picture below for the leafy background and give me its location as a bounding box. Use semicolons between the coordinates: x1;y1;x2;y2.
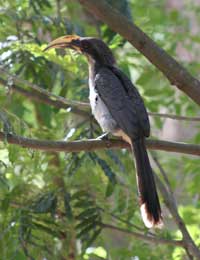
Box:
0;0;199;259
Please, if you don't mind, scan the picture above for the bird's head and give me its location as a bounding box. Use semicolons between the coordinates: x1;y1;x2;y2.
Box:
44;35;115;66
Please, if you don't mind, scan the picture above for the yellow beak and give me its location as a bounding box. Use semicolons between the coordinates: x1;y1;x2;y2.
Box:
43;35;81;52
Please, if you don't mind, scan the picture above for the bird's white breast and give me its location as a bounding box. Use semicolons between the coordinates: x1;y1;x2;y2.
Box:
88;77;117;133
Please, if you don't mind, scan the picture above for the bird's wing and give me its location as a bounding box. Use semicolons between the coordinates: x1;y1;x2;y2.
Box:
110;66;150;137
94;67;150;139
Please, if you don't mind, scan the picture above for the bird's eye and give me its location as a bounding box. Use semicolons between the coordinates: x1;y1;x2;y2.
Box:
82;41;89;49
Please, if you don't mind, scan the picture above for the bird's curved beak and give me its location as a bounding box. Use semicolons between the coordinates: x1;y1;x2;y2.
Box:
43;35;81;52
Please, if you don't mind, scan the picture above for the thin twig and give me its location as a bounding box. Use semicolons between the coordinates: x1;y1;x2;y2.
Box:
99;207;146;233
148;112;200;122
1;68;200;122
101;223;184;247
151;152;174;195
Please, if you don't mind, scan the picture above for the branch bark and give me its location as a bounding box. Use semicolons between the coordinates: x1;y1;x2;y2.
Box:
0;132;200;156
78;0;200;105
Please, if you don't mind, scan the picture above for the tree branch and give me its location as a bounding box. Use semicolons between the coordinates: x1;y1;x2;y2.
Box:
101;223;184;247
1;71;200;122
0;66;89;110
78;0;200;105
152;162;200;258
0;77;89;118
0;132;200;156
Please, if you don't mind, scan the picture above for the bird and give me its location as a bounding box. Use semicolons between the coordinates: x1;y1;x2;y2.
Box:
44;35;163;228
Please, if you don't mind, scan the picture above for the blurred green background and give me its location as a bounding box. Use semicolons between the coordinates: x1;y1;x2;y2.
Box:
0;0;199;259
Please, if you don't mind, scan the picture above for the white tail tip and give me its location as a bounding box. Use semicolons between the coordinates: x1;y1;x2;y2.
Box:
140;203;163;229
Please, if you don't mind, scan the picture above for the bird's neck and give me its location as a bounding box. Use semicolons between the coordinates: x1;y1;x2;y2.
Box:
88;57;100;82
87;56;114;82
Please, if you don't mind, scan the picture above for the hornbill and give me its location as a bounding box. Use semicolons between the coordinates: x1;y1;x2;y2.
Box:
44;35;163;228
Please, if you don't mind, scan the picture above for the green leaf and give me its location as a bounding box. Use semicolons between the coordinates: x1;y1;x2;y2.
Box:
84;228;102;250
64;192;73;220
76;214;100;231
90;153;117;185
105;181;116;198
76;208;98;220
31;192;57;215
77;221;99;239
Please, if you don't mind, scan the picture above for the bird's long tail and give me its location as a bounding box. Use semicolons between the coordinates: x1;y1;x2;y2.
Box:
131;138;163;228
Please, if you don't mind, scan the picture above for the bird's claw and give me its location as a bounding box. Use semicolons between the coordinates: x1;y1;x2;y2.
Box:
96;132;109;140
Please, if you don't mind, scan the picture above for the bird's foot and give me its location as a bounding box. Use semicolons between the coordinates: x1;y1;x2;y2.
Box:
96;132;110;140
